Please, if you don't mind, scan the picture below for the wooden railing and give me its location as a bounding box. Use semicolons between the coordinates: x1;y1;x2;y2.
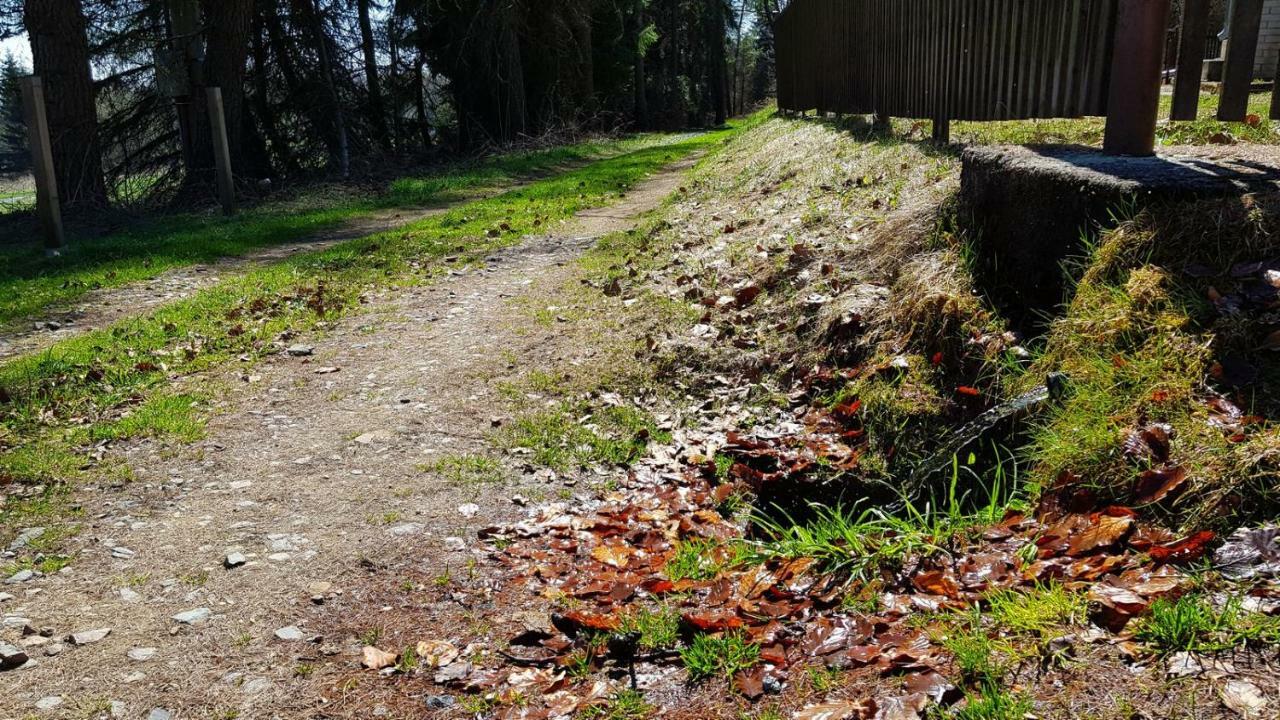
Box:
776;0;1280;156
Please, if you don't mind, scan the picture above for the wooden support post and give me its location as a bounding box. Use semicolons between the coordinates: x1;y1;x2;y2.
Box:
206;87;236;215
1219;0;1264;121
1103;0;1172;156
1171;0;1210;120
873;112;892;134
1271;51;1280;119
20;76;65;255
932;117;951;144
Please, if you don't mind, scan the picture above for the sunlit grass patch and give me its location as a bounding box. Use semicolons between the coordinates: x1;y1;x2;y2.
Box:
680;631;760;682
91;392;207;443
615;605;681;651
424;454;505;486
983;584;1086;636
500;402;670;471
1134;594;1280;655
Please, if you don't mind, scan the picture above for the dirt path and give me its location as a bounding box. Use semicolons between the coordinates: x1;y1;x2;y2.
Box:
1;174;564;362
0;157;697;719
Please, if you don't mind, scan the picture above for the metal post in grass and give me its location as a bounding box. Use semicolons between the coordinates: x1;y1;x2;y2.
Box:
207;87;237;216
20;76;65;256
932;116;951;145
1103;0;1172;156
1171;0;1210;121
1219;0;1264;121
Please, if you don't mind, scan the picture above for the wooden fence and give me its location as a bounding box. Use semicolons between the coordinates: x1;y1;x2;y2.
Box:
776;0;1280;155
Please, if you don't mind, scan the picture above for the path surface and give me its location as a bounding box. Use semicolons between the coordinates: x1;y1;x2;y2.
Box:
0;157;696;720
0;176;555;362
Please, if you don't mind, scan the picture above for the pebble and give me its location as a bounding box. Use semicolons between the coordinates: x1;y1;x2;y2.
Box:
69;628;112;645
0;592;12;603
43;643;64;657
443;537;467;552
286;344;314;356
35;696;62;710
224;552;247;569
147;709;172;720
457;503;480;518
8;527;45;552
118;588;143;603
171;607;211;625
5;569;34;584
354;429;395;445
111;547;136;560
1;615;29;629
0;642;28;670
273;626;305;642
127;647;157;662
424;695;456;710
388;523;423;537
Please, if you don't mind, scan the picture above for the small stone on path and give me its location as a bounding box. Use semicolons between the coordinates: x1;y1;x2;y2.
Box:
389;523;423;537
147;709;172;720
0;592;12;603
69;628;111;645
111;547;136;560
0;642;28;670
286;344;314;356
171;608;211;625
6;569;34;584
35;696;62;710
118;587;143;603
458;503;479;518
444;537;466;552
274;626;305;642
127;647;157;662
224;552;247;569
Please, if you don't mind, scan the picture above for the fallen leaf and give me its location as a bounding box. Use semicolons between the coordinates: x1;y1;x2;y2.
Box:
361;645;397;670
1067;514;1134;557
1148;530;1215;565
1221;679;1268;718
794;700;869;720
416;639;459;668
591;544;634;569
1134;466;1188;505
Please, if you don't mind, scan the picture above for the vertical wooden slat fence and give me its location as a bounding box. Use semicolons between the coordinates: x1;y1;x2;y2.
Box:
777;0;1120;122
777;0;1280;155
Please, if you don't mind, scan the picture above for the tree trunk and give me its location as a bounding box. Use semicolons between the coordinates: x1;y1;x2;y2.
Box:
414;53;432;150
201;0;255;175
23;0;108;208
357;0;392;152
292;0;349;175
251;9;297;174
730;0;747;116
709;0;728;126
630;0;649;128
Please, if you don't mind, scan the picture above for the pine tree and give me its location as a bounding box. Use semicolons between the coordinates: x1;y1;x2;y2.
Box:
0;52;29;173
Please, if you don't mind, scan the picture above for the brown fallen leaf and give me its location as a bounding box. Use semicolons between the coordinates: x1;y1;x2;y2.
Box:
361;645;397;670
874;692;930;720
1068;514;1134;557
733;666;765;699
591;544;634;569
794;700;872;720
1134;465;1188;505
416;639;459;668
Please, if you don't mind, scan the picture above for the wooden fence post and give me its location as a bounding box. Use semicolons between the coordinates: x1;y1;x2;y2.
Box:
20;76;65;255
1171;0;1210;120
1219;0;1264;121
206;87;236;215
932;117;951;144
1103;0;1172;156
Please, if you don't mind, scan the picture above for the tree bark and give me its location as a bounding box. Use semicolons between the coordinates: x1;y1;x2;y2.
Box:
23;0;108;208
709;0;728;126
357;0;392;151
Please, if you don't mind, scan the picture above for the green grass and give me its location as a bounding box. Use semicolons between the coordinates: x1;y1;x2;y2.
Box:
1134;594;1280;655
500;402;671;471
615;606;681;651
90;392;207;443
947;683;1034;720
581;689;654;720
423;454;505;486
664;538;745;582
0;133;690;332
983;584;1085;637
0;113;762;545
680;632;761;683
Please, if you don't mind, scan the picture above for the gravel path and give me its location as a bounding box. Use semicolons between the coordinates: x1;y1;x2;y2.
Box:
0;157;697;720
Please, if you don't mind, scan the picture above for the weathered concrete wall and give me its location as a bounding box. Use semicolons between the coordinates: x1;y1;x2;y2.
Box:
958;145;1280;328
1256;0;1280;79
